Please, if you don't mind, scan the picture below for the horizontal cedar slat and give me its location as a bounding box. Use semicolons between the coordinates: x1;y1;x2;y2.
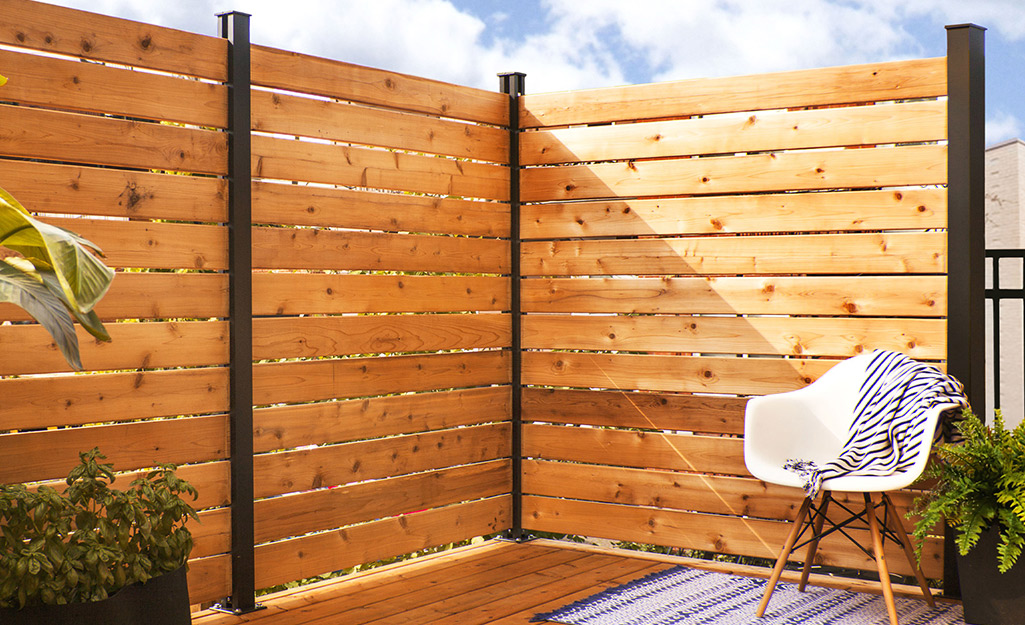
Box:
0;320;228;375
253;314;510;360
189;508;229;559
522;189;946;239
252;227;509;273
252;90;507;162
0;48;226;128
92;273;227;320
0;415;227;483
253;496;511;590
251;134;508;201
522;276;947;316
0;367;228;431
165;462;230;512
253;351;510;406
0;105;227;175
521;459;921;532
253;423;511;498
255;460;511;543
522;352;835;395
524;424;747;476
30;461;230;512
1;273;231;323
522;232;945;276
522;388;745;434
520;144;946;202
522;100;946;165
523;315;945;359
520;57;946;127
0;221;464;290
521;496;942;579
254;273;508;315
253;387;511;452
250;44;506;126
44;218;227;271
0;0;228;80
252;182;508;237
524;460;793;519
0;160;227;222
187;554;231;606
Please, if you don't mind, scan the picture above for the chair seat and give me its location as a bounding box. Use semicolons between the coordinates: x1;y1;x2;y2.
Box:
748;463;918;493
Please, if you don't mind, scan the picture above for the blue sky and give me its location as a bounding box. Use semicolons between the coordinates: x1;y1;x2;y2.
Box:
45;0;1025;145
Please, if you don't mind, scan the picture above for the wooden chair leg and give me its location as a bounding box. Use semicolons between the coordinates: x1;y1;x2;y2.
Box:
756;496;812;618
882;493;935;607
865;493;899;625
799;491;831;592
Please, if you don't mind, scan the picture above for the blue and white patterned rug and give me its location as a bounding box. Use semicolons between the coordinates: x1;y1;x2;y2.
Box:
532;566;965;625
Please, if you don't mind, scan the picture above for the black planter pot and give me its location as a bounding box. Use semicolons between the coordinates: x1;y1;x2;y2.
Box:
0;566;190;625
956;525;1025;625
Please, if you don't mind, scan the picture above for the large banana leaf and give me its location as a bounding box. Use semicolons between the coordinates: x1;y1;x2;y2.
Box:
0;187;114;316
39;269;109;341
0;260;83;370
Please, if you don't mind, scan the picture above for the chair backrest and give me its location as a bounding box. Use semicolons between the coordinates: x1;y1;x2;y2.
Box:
796;352;875;444
743;350;958;492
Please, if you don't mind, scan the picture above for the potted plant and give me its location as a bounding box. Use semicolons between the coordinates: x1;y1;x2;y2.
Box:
0;449;199;625
911;407;1025;625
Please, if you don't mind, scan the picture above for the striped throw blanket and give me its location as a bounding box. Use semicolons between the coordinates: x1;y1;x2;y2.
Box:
784;350;967;499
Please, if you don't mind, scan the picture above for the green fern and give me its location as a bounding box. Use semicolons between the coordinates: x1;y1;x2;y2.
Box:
911;407;1025;574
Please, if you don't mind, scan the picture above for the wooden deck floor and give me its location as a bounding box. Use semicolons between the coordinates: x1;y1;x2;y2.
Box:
192;539;947;625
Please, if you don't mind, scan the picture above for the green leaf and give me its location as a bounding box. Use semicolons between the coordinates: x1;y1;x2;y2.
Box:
37;270;110;341
0;261;82;370
0;186;114;314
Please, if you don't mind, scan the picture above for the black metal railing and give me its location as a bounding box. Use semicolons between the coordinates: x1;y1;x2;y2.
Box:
985;249;1025;423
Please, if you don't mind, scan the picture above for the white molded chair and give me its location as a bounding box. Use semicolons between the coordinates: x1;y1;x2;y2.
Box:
744;352;961;625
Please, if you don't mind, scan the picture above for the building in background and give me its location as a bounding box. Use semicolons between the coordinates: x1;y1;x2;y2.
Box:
985;138;1025;428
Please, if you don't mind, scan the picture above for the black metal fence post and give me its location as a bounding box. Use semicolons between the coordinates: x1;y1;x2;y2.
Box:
216;10;262;615
945;22;986;599
499;72;526;541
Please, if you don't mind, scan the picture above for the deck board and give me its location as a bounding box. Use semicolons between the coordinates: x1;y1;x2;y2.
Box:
193;538;950;625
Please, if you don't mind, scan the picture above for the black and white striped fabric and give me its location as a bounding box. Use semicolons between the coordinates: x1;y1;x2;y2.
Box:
784;350;967;499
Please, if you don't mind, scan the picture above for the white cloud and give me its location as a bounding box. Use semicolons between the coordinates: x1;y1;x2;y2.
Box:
44;0;501;88
987;111;1024;146
538;0;914;83
896;0;1025;40
36;0;1025;97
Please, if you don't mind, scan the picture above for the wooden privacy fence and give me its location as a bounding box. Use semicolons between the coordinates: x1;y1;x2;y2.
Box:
0;0;513;606
0;0;984;609
518;57;953;579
